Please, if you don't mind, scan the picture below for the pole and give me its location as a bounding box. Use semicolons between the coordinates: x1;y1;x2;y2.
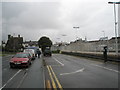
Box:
73;27;79;40
113;3;118;56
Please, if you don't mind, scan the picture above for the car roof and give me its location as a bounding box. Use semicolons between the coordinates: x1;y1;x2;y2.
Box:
16;52;30;54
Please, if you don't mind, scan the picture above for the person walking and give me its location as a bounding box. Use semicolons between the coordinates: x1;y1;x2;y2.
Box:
103;46;108;63
37;49;41;58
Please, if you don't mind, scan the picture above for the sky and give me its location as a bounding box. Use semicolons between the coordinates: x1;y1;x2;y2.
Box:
1;0;120;44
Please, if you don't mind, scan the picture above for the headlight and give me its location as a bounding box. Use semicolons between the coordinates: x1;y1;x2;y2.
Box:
10;61;14;62
22;61;28;63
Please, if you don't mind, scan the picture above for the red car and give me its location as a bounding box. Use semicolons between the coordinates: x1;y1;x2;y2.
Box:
10;52;32;68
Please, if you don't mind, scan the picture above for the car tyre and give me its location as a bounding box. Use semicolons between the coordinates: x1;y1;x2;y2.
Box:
10;65;14;68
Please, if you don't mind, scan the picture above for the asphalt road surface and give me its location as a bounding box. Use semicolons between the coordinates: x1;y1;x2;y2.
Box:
1;54;119;89
44;54;119;89
2;55;44;89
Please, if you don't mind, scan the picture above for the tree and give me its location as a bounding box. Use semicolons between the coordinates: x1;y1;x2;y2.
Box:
38;36;52;52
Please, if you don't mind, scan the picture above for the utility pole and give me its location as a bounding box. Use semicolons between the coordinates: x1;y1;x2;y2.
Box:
108;1;120;57
73;26;79;41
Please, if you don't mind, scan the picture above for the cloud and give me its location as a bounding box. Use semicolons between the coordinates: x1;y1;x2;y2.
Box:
2;0;119;44
2;2;64;41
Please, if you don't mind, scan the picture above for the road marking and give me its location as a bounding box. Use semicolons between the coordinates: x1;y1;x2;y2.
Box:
1;69;22;89
53;57;64;66
60;68;85;76
17;72;28;88
49;66;63;90
46;80;52;89
92;64;119;73
47;66;57;90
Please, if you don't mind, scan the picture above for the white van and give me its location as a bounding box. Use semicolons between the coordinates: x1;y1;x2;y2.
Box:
23;49;36;60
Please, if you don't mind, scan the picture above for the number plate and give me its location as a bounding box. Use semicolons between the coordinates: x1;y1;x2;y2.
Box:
15;63;21;64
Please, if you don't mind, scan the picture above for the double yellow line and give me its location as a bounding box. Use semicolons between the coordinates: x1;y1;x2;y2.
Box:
47;65;63;90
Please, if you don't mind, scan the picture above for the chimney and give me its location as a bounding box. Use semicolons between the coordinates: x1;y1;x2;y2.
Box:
8;35;11;39
18;35;20;37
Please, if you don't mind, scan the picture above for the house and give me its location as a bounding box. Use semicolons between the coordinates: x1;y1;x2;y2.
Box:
5;35;23;52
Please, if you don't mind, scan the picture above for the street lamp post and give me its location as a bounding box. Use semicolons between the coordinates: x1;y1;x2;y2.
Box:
73;27;79;40
108;1;120;57
61;34;67;43
102;31;105;38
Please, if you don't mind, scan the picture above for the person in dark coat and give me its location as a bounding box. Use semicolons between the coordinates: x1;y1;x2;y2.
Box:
37;49;41;58
103;46;108;63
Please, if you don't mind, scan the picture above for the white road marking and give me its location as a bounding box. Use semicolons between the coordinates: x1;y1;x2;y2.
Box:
17;72;27;88
1;69;22;89
92;64;119;73
53;57;64;66
60;68;85;76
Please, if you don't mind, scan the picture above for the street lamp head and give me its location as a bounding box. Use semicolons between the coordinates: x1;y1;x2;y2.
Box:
108;2;113;4
73;27;79;29
108;1;120;4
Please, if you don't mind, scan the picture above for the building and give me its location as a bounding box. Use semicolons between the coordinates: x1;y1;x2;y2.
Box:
23;41;38;47
5;35;23;52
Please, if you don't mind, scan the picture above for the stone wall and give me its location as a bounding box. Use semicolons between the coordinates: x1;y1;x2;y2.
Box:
52;37;120;54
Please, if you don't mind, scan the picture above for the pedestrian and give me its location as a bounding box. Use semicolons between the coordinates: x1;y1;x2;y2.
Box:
103;46;108;63
37;49;41;58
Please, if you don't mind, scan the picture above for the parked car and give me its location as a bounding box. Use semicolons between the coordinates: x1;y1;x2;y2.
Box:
23;49;36;60
43;48;52;56
9;52;32;68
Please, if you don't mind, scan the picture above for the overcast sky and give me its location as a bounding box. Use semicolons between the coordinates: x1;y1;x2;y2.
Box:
1;0;120;44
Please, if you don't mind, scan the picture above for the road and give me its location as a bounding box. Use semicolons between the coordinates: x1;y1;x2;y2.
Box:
44;54;119;88
2;55;44;89
1;54;119;89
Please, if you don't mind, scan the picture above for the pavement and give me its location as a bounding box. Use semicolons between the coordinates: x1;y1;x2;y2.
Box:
2;55;44;89
44;54;119;88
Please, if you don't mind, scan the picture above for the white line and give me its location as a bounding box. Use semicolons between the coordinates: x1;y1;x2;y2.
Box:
1;69;22;89
92;64;119;73
17;72;27;88
60;68;85;76
53;57;64;66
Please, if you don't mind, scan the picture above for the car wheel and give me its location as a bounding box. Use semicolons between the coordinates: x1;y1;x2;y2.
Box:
26;64;29;68
10;65;14;68
29;61;32;65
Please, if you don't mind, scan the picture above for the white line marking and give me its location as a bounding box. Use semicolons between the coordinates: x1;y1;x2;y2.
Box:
92;64;119;73
17;72;27;88
53;57;64;66
1;69;22;89
60;68;84;76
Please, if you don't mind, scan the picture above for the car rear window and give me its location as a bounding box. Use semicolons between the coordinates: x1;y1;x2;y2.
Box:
14;53;29;58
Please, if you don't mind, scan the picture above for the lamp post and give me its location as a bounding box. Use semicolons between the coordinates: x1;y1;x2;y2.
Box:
61;34;67;43
73;26;79;40
108;1;120;57
102;31;105;38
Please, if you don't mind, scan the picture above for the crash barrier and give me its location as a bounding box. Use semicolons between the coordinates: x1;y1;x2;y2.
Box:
61;51;120;62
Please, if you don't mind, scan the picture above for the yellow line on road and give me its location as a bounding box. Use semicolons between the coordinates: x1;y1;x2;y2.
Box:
46;80;52;90
47;66;57;90
49;66;63;90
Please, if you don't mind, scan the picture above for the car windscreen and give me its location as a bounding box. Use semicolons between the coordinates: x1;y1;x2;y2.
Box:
13;53;28;58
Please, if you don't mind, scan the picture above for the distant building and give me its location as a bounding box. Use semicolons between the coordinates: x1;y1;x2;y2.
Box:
23;41;38;47
5;35;23;52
